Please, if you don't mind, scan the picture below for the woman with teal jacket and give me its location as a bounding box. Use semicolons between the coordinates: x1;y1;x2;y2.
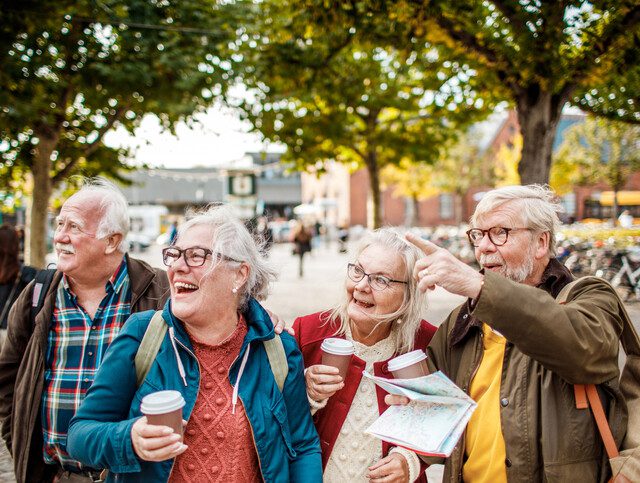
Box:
67;205;321;482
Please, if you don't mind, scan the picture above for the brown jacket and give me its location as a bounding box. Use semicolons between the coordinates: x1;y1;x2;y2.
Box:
429;259;627;483
0;255;169;483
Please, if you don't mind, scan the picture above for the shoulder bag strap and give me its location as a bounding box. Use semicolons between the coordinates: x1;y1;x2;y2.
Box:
135;311;168;387
263;334;288;392
585;383;620;459
30;268;57;328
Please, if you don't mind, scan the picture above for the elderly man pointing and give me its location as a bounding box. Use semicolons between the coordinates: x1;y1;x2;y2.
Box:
402;185;627;483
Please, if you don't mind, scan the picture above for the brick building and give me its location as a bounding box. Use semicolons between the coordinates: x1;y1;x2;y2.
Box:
303;110;640;228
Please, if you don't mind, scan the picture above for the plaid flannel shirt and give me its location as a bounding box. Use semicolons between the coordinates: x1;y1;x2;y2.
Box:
42;258;131;471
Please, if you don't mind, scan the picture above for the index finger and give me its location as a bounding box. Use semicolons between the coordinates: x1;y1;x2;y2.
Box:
310;364;340;375
405;232;440;255
137;422;175;438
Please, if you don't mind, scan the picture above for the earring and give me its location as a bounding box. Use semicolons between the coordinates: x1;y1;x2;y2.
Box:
232;287;238;294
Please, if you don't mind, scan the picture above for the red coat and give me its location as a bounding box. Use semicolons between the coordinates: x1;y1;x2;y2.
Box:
292;311;437;480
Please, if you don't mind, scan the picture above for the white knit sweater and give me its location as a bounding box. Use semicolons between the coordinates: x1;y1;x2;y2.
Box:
321;326;421;482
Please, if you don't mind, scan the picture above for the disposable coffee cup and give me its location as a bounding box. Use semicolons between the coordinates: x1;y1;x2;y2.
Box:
140;390;186;439
321;338;355;380
388;350;429;379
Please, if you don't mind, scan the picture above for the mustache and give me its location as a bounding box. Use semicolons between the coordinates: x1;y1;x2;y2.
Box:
55;243;75;254
479;254;503;266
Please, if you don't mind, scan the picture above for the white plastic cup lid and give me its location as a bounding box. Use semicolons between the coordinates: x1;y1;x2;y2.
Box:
140;390;186;415
321;337;355;356
387;350;428;372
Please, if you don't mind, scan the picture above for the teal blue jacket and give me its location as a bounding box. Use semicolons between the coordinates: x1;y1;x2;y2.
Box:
67;299;322;482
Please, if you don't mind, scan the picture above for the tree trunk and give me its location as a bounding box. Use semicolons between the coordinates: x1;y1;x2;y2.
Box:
516;86;570;184
365;149;382;229
27;132;56;268
613;189;619;225
412;195;420;227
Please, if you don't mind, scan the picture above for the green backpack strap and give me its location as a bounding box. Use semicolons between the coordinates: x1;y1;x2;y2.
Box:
135;311;168;387
263;334;288;392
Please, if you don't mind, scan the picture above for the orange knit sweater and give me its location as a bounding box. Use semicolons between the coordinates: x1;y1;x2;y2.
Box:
169;320;261;482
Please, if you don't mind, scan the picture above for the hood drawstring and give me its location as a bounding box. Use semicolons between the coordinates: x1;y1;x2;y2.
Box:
232;344;251;414
169;326;188;387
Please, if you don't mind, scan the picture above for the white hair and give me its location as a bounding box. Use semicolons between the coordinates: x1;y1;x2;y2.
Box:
328;228;428;355
471;184;563;257
77;177;130;253
178;204;277;309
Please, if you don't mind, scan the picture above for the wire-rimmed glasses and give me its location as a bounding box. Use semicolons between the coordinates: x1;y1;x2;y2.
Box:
162;246;241;267
347;263;408;291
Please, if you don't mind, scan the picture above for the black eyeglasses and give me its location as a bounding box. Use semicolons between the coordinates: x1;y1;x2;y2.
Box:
162;246;240;267
466;227;532;247
347;263;408;291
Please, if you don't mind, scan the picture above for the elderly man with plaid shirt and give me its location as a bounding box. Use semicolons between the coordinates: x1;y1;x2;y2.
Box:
0;178;169;483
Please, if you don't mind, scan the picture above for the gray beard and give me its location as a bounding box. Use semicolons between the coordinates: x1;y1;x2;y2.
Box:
500;256;534;283
479;245;536;284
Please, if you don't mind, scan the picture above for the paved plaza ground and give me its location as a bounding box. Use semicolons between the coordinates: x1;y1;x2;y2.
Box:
1;240;638;482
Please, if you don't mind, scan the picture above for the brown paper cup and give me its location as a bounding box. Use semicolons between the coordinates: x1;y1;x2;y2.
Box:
322;352;352;380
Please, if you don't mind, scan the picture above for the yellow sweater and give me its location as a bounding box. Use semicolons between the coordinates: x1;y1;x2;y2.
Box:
462;323;508;483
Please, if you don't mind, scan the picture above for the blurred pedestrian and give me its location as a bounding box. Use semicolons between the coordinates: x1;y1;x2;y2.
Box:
256;216;274;255
292;221;313;277
619;209;633;228
0;225;37;353
337;225;349;254
168;220;179;245
15;226;26;262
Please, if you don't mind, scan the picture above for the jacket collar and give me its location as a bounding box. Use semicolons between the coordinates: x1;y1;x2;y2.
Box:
450;258;574;346
161;297;275;350
126;254;160;307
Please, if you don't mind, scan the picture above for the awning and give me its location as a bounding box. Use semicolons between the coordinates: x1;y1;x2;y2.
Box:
598;191;640;206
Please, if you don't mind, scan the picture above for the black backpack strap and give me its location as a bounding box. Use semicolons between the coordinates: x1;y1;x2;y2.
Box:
30;269;57;328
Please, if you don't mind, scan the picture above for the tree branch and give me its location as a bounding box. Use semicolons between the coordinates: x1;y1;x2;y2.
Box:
51;101;130;184
578;102;640;125
83;101;131;157
491;0;528;34
51;157;78;185
569;5;640;84
432;13;511;76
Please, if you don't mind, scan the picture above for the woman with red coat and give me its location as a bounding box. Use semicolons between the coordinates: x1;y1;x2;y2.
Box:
293;228;437;482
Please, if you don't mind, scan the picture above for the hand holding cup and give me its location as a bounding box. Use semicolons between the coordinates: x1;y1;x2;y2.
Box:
305;364;344;402
131;417;188;462
133;390;188;461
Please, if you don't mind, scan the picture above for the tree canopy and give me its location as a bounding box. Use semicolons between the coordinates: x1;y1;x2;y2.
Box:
0;0;241;265
552;117;640;220
277;1;640;184
234;0;495;227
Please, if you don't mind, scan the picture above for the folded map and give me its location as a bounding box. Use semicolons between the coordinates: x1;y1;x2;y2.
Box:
363;371;477;457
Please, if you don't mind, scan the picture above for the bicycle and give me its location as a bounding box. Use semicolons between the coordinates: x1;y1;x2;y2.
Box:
597;249;640;302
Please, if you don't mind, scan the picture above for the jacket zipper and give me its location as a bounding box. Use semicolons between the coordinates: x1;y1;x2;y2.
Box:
166;336;201;480
238;392;265;483
228;342;266;482
456;329;484;483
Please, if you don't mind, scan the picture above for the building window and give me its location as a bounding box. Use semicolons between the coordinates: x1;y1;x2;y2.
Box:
561;193;576;216
439;194;454;220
